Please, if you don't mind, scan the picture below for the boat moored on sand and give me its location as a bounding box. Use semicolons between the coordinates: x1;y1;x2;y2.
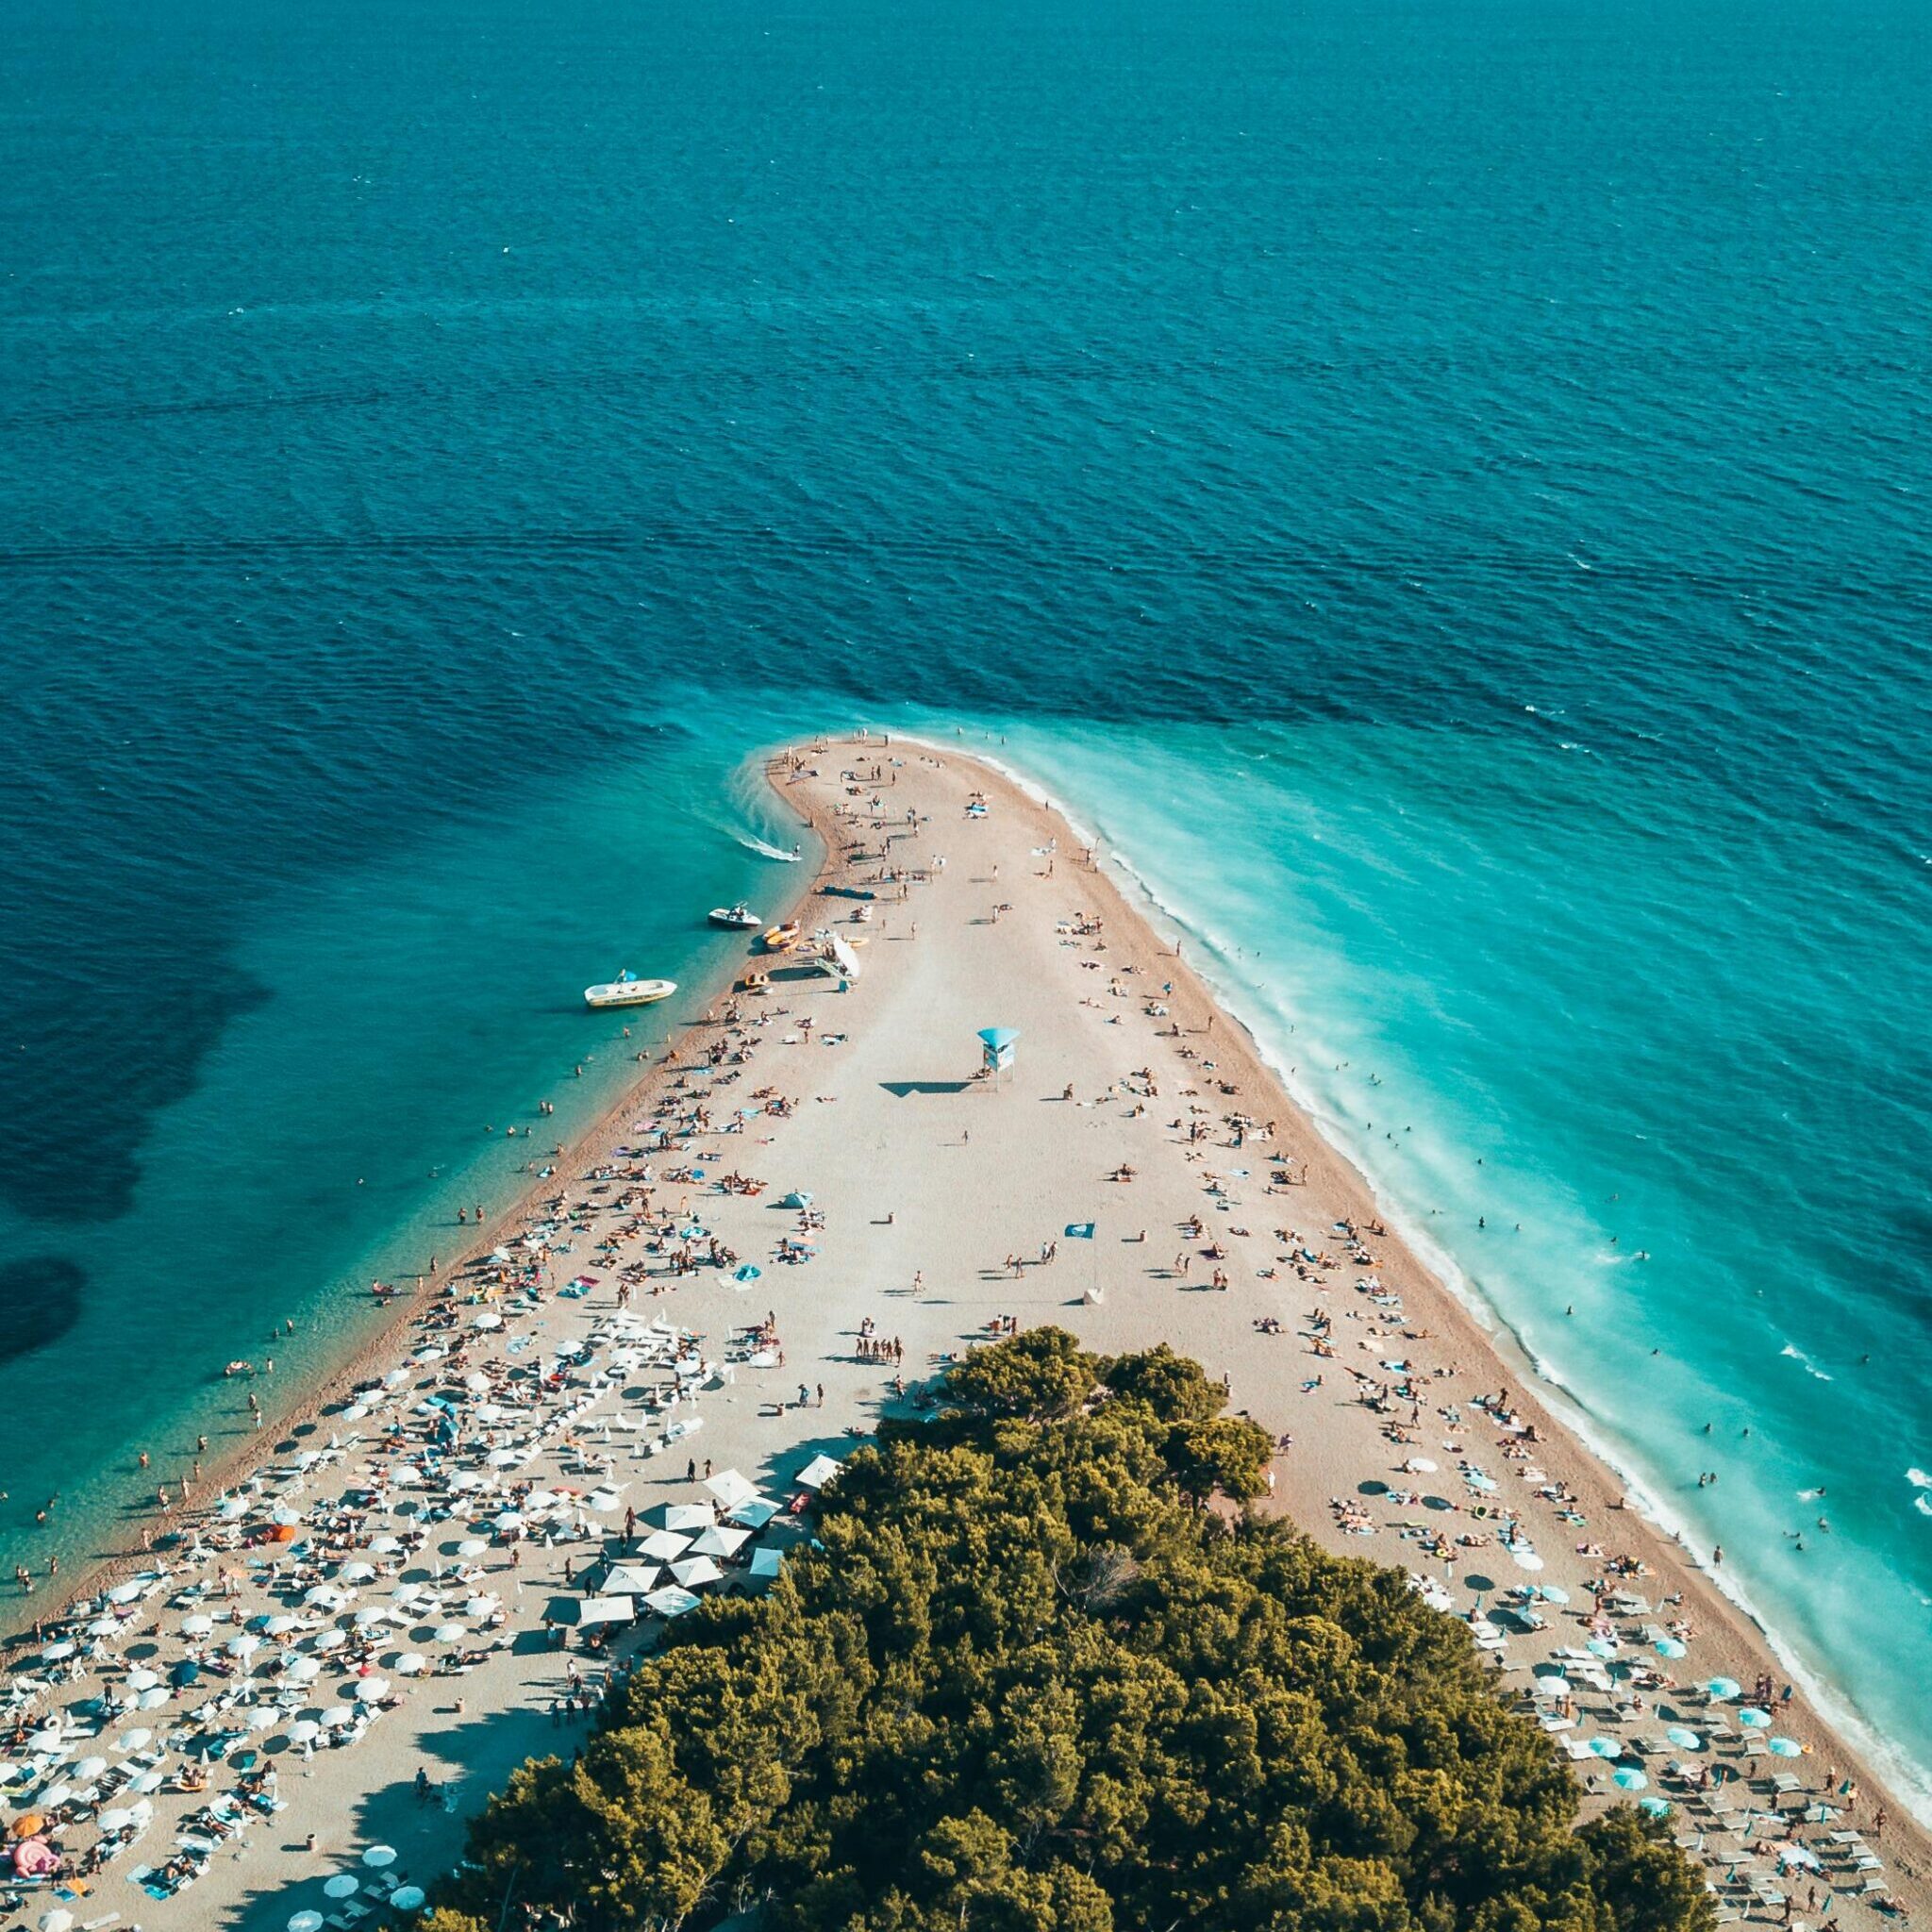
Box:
708;904;761;930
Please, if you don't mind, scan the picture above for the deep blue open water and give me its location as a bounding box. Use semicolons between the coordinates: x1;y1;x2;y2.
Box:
4;0;1929;1805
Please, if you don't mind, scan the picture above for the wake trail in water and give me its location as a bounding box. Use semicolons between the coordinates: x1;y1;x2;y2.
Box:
736;834;802;862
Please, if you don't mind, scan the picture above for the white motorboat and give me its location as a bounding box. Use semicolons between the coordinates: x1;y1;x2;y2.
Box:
708;905;762;930
584;972;676;1010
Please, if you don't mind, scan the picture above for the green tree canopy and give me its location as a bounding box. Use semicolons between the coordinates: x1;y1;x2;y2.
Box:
425;1331;1710;1932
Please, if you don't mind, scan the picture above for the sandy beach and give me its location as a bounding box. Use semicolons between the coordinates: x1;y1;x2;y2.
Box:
2;733;1923;1932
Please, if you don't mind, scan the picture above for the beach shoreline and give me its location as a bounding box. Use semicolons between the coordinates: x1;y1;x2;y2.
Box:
5;732;1923;1932
0;752;830;1650
825;732;1932;1875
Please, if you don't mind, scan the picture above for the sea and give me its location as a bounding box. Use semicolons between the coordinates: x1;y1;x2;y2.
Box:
4;0;1929;1812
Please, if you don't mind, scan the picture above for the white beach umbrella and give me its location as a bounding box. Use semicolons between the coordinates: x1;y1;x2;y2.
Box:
115;1728;153;1752
85;1616;119;1637
393;1653;426;1676
324;1874;360;1898
289;1721;322;1744
125;1668;159;1691
286;1656;323;1683
661;1504;713;1532
289;1912;325;1932
339;1561;377;1584
312;1629;347;1652
362;1843;398;1868
264;1614;299;1636
433;1623;467;1644
464;1595;499;1620
704;1468;758;1509
228;1635;261;1658
97;1807;134;1832
644;1585;701;1619
136;1687;170;1709
390;1886;427;1911
669;1556;723;1589
457;1539;488;1557
40;1641;75;1662
73;1755;108;1781
129;1769;165;1794
369;1535;403;1556
179;1613;215;1637
354;1677;391;1703
472;1311;503;1331
690;1524;750;1559
322;1707;358;1728
40;1910;76;1932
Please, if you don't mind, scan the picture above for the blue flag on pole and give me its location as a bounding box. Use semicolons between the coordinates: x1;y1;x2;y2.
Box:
1064;1222;1095;1240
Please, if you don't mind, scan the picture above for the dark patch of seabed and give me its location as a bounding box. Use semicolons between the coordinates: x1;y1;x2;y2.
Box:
0;1257;87;1363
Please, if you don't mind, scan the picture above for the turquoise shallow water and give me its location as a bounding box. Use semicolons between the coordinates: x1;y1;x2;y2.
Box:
3;0;1929;1808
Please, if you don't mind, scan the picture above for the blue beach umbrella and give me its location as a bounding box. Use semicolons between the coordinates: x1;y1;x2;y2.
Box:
1665;1726;1704;1752
1639;1796;1674;1818
1612;1767;1649;1791
1766;1737;1803;1758
1584;1736;1622;1758
734;1264;762;1283
1534;1584;1572;1606
1704;1676;1741;1701
1737;1707;1772;1728
1586;1639;1618;1660
1654;1636;1688;1659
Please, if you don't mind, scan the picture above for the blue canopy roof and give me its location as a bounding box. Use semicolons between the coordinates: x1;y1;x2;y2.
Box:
976;1026;1020;1049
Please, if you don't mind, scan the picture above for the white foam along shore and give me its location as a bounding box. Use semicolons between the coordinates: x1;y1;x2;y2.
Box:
935;728;1932;1831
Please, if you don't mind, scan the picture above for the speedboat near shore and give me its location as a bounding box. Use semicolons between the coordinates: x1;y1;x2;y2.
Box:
708;904;762;930
584;971;676;1010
